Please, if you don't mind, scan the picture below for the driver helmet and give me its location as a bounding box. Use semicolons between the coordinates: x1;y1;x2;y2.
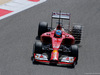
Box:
55;30;62;37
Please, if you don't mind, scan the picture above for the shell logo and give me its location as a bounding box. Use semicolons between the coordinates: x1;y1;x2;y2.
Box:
52;50;58;57
53;50;58;53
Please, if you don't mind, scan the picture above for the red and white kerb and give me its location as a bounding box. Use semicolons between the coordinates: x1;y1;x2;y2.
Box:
0;0;46;20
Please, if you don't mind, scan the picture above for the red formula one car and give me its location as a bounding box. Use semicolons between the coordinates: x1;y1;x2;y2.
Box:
31;11;82;68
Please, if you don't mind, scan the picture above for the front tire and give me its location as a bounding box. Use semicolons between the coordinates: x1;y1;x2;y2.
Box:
32;41;42;64
71;45;78;61
71;61;77;68
34;41;42;53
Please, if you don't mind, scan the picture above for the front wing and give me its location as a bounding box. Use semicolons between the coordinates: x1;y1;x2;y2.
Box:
33;53;76;65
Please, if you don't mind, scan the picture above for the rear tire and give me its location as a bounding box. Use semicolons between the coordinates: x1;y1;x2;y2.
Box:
38;22;48;37
72;25;82;44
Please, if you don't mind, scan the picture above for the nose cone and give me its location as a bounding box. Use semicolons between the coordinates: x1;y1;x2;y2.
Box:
50;50;59;62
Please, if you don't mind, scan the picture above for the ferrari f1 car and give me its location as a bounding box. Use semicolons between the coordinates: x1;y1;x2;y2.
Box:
31;11;82;68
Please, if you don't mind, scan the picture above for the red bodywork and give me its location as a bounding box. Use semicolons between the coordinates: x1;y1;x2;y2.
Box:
37;27;75;64
33;12;78;65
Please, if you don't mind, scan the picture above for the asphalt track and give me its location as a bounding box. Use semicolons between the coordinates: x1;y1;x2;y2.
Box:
0;0;100;75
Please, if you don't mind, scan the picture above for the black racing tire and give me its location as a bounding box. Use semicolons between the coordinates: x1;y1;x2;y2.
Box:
71;45;78;61
38;22;48;37
34;41;42;53
31;56;38;64
72;25;82;44
32;41;42;64
70;61;77;68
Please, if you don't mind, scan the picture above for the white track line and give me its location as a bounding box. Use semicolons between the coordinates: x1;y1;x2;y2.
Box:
0;0;46;20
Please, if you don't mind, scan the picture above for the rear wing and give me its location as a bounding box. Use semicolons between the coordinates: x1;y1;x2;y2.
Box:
52;12;71;20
